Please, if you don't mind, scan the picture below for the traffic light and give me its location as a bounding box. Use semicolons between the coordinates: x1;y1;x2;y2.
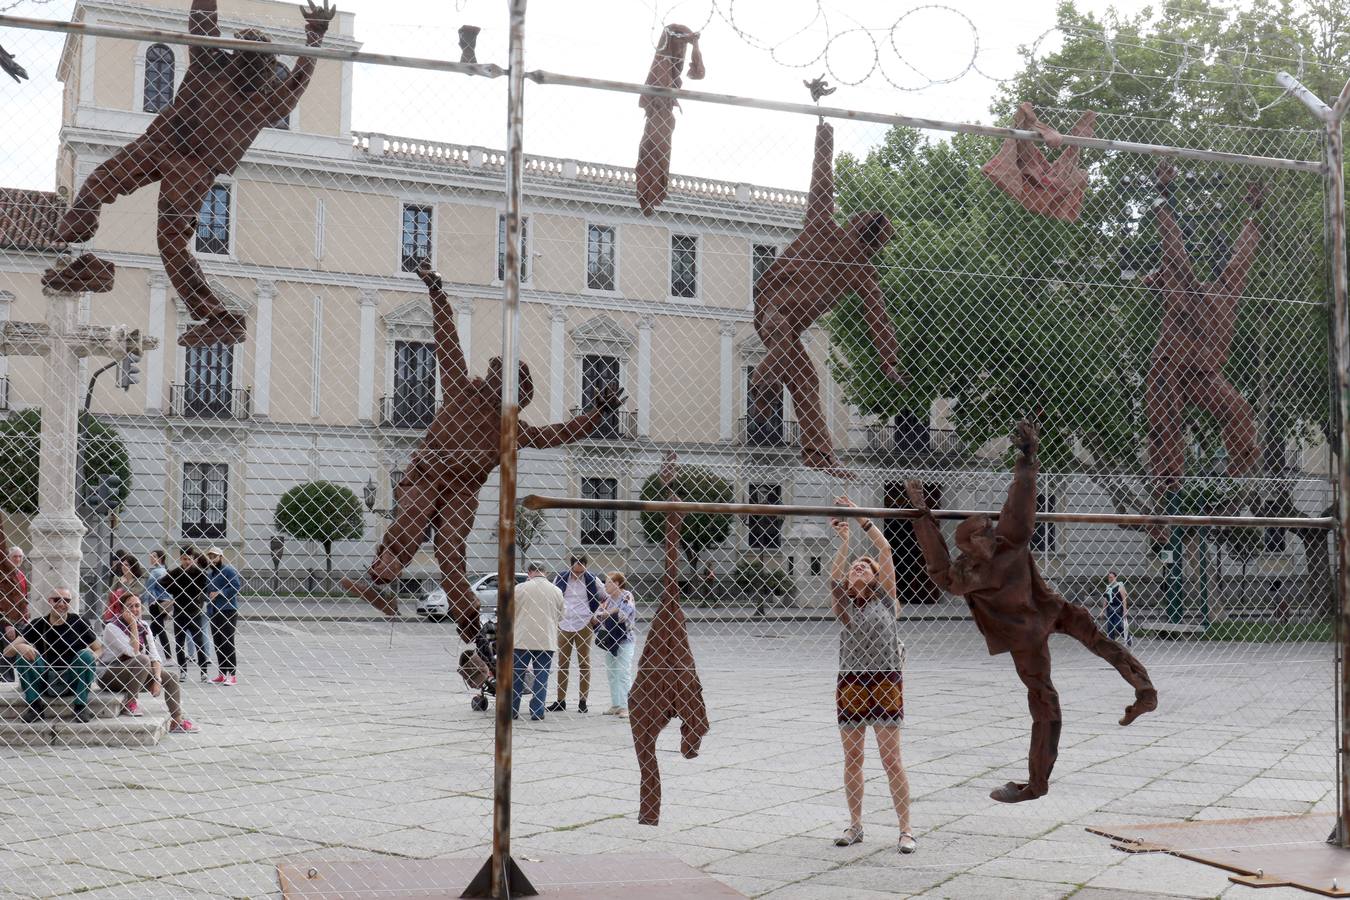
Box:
117;351;141;391
82;474;122;513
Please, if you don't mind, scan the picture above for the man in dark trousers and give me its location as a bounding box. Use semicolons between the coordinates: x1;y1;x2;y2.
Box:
905;422;1157;804
548;553;603;713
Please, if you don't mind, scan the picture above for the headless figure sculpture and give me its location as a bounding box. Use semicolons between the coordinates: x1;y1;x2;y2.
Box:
636;24;705;216
983;102;1096;223
906;422;1157;803
628;453;710;825
1145;162;1262;503
752;122;902;476
342;262;624;643
47;0;335;347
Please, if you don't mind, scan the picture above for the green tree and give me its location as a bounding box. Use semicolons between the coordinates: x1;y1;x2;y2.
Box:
638;466;733;575
0;410;131;516
275;481;365;572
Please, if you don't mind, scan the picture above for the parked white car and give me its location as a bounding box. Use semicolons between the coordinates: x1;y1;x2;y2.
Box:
417;572;529;622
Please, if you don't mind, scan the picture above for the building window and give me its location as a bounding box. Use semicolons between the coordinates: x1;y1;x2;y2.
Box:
183;343;234;417
581;353;621;438
1033;492;1058;554
182;462;228;540
496;213;531;283
194;184;231;255
390;340;437;428
143;43;175;113
744;365;785;446
670;233;698;298
751;243;777;294
586;224;617;291
580;477;617;545
747;483;783;550
268;62;291;129
400;203;433;273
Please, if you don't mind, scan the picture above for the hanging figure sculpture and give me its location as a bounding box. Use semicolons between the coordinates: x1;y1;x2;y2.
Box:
44;0;336;346
1144;161;1263;502
341;262;626;643
905;422;1157;804
628;452;709;826
1;43;27;83
751;120;903;476
983;102;1096;223
635;23;704;216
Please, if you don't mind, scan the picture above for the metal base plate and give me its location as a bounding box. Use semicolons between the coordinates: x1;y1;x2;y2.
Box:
1088;813;1350;896
278;853;746;899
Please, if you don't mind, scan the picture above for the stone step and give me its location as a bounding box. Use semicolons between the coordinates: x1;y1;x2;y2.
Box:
0;680;124;720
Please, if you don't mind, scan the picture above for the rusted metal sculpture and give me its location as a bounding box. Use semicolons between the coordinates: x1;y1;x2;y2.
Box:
48;0;335;346
1145;161;1263;496
751;121;901;476
635;23;704;216
341;263;624;643
628;453;709;825
983;102;1096;223
1;43;27;83
906;422;1157;804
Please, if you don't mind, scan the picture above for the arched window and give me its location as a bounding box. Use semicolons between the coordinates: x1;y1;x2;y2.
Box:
268;62;291;129
142;43;175;113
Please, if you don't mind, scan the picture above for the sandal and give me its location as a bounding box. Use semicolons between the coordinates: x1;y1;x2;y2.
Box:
898;831;917;854
833;825;864;847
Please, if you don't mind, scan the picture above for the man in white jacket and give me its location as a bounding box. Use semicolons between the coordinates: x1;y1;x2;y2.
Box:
513;563;565;721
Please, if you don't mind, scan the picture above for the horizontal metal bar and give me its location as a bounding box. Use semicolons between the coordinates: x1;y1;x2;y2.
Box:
0;13;504;77
521;494;1334;530
527;68;1323;175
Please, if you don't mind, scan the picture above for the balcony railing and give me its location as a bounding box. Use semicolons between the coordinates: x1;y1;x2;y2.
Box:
379;395;437;430
570;408;638;441
168;384;251;420
737;416;800;448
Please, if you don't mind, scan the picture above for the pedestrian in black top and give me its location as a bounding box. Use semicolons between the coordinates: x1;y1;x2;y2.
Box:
1;588;101;722
165;547;209;682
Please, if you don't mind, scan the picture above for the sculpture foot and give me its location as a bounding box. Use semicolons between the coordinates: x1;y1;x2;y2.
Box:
989;781;1046;804
1119;688;1158;726
340;576;399;617
178;312;247;348
801;447;854;480
637;811;659;826
41;253;116;294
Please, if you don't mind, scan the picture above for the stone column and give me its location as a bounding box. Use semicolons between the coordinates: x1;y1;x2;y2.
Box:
144;274;167;414
252;279;275;419
637;314;653;438
0;291;12;396
357;289;378;424
549;306;567;420
29;292;88;615
719;321;736;441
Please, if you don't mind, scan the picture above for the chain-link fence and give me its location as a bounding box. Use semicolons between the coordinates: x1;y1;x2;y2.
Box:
0;1;1343;897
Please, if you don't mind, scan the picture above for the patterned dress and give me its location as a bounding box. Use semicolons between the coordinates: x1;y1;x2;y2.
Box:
835;583;904;727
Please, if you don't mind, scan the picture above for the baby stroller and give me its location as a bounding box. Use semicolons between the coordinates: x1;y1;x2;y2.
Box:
458;615;497;712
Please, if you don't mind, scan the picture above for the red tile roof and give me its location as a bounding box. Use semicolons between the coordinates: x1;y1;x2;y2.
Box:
0;188;62;251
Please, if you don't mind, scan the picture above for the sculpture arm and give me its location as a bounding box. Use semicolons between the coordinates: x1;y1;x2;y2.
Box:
860;275;901;379
994;453;1038;547
805;122;836;229
431;288;469;397
188;0;224;67
1219;216;1260;298
518;410;604;450
911;513;976;595
1153;200;1191;276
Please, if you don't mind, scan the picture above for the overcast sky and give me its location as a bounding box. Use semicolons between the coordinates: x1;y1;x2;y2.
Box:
1;0;1159;191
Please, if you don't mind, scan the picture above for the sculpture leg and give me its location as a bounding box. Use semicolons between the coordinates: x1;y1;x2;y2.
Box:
1054;602;1157;726
990;644;1060;803
1190;371;1259;478
627;681;669;825
58;137;160;244
636;105;676;216
676;672;709;759
753;311;842;474
433;493;482;644
1145;359;1185;495
343;473;442;616
157;166;245;347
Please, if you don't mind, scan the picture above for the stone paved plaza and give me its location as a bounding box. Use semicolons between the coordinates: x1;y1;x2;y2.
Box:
0;616;1337;899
